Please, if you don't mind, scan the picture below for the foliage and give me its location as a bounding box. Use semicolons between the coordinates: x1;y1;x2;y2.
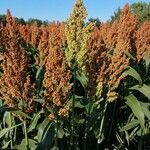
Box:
110;7;121;23
87;18;101;27
0;14;48;26
110;2;150;24
131;2;150;24
27;18;48;26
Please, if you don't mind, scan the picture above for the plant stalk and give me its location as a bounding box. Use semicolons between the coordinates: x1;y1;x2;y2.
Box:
70;65;76;150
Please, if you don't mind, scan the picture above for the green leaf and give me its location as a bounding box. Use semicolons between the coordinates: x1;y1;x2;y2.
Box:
2;140;11;149
57;126;65;139
0;106;14;113
0;99;3;107
34;98;43;103
73;95;85;108
36;67;44;92
80;97;89;106
143;51;150;70
28;139;37;150
36;67;43;80
3;112;11;127
51;146;59;150
122;66;142;85
130;84;150;99
124;50;136;60
17;139;37;150
76;71;88;88
0;128;10;138
140;102;150;120
28;110;43;133
73;95;89;109
0;122;23;138
121;119;139;131
37;118;50;142
11;110;32;119
16;139;28;150
37;122;55;149
125;94;145;129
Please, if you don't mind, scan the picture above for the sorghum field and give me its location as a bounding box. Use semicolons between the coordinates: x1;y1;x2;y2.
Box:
0;0;150;149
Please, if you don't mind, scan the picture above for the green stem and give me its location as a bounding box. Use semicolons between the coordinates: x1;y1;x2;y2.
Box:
24;121;28;148
97;102;108;149
54;119;58;148
138;129;145;150
83;121;88;150
83;102;90;150
70;67;76;150
107;101;117;143
9;112;13;149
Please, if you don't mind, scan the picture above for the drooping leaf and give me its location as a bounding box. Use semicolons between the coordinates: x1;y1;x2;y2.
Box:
73;95;85;108
36;67;44;92
11;110;32;119
143;51;150;70
17;139;37;150
124;50;136;60
76;71;88;88
0;122;23;138
121;119;139;131
0;128;9;139
36;67;43;80
16;139;28;150
140;102;150;120
0;106;14;113
0;99;3;107
37;118;50;142
3;112;11;127
2;140;11;149
123;66;142;85
57;126;65;139
28;109;43;133
28;139;37;150
37;122;55;149
125;94;145;129
130;84;150;99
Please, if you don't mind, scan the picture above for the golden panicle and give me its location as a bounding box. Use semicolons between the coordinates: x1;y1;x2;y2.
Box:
0;23;5;50
100;22;111;47
58;103;70;118
6;9;20;35
37;22;65;68
19;24;31;44
43;48;72;107
87;27;102;98
136;21;150;62
115;4;137;53
108;4;138;91
107;91;118;102
105;21;118;50
48;113;55;121
30;23;42;48
48;103;70;120
87;27;110;99
22;75;36;113
43;22;72;119
37;26;49;67
0;16;35;111
6;9;13;26
48;22;65;51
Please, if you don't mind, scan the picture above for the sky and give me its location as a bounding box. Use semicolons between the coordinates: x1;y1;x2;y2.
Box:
0;0;149;22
